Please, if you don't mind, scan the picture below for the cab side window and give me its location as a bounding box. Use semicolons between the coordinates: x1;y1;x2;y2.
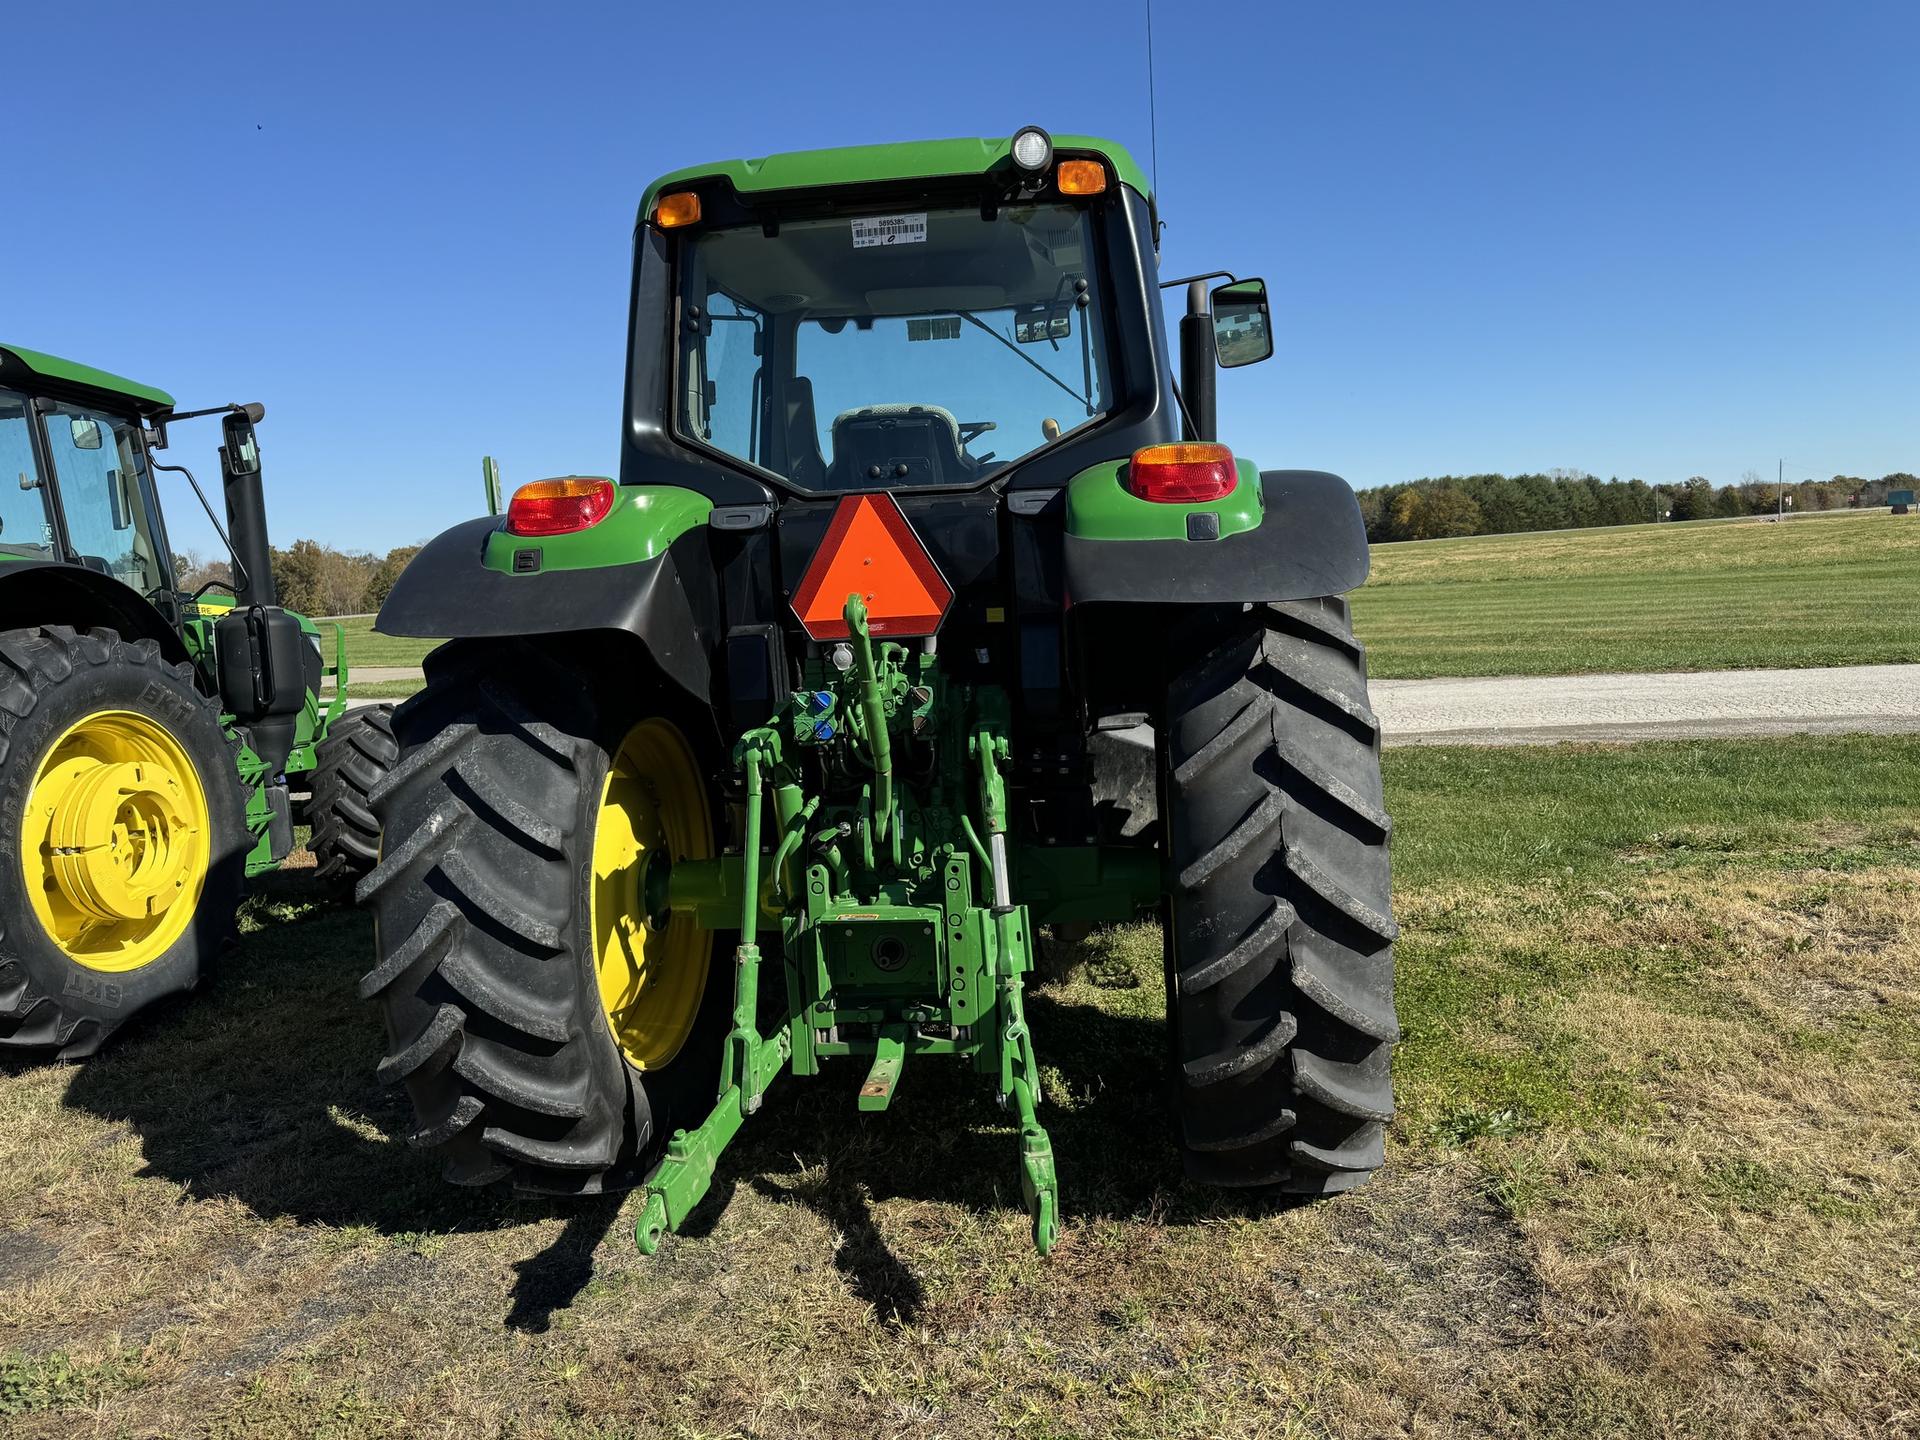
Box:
695;291;766;464
0;388;54;558
43;402;163;591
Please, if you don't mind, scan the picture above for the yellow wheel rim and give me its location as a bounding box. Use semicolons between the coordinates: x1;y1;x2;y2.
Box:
22;709;212;973
591;718;714;1071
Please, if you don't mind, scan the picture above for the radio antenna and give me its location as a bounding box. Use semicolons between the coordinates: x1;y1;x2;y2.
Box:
1144;0;1161;195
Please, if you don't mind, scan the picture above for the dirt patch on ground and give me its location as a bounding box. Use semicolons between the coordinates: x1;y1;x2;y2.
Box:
0;1230;60;1292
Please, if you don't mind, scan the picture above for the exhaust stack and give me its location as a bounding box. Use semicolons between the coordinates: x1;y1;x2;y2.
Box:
219;404;276;608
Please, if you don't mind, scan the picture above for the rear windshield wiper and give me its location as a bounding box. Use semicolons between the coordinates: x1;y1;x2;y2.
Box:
952;311;1091;414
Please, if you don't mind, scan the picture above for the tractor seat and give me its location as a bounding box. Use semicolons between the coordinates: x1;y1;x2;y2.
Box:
827;404;969;489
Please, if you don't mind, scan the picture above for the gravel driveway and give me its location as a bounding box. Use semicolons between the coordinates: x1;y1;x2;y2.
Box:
338;664;1920;745
1373;663;1920;745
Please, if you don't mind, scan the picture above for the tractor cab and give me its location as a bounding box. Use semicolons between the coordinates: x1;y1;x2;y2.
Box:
621;128;1273;506
0;354;174;592
0;346;326;790
2;342;367;840
657;142;1267;501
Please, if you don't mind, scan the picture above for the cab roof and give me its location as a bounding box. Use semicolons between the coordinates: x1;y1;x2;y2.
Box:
638;133;1150;226
0;343;174;414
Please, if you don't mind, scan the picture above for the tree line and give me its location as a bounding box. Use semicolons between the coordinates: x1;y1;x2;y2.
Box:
172;540;423;618
1358;471;1918;543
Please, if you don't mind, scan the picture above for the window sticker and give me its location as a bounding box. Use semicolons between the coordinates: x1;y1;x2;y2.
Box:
852;213;928;248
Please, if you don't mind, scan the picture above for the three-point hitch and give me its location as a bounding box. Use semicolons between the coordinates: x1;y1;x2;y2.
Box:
635;593;1060;1254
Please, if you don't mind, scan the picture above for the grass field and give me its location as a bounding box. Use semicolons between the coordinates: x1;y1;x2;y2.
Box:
2;735;1915;1436
321;615;435;675
1354;510;1920;679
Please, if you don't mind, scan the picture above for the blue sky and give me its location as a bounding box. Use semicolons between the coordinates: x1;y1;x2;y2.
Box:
4;1;1914;555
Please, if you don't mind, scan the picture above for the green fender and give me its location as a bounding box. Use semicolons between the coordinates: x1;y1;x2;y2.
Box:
375;485;717;698
1061;462;1370;604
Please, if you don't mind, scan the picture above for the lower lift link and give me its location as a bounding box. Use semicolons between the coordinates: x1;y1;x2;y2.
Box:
633;595;1060;1256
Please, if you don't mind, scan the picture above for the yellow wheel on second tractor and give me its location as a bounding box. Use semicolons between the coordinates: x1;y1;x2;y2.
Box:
0;627;247;1058
22;709;213;974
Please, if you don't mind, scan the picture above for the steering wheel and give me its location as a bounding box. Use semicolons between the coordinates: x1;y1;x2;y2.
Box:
958;420;997;448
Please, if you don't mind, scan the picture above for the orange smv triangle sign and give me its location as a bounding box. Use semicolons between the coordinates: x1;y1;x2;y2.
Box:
791;493;954;641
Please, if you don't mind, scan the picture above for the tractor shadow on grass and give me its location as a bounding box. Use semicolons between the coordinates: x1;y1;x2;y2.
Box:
503;1196;625;1333
52;884;1292;1329
55;869;619;1330
692;982;1311;1317
746;1171;927;1324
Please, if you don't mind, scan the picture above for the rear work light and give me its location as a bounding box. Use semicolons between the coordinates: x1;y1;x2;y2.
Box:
1056;159;1107;195
1125;443;1238;503
506;477;616;536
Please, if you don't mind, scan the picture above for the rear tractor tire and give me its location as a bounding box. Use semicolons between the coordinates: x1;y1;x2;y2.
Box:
307;703;396;883
0;626;249;1059
1162;598;1399;1193
357;641;729;1194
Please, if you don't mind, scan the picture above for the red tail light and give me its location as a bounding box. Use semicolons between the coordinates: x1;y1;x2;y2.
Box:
1126;443;1238;503
506;477;615;536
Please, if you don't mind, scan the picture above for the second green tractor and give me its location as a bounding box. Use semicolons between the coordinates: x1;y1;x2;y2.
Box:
0;345;386;1056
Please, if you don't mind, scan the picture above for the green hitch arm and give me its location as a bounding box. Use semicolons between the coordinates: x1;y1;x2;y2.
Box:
844;594;893;841
719;737;774;1102
992;906;1059;1255
636;734;792;1255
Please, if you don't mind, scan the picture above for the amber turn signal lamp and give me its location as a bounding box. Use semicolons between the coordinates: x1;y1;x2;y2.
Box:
506;477;616;536
653;191;702;228
1056;160;1108;195
1126;443;1238;503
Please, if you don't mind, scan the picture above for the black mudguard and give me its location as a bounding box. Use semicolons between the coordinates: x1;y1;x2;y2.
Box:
1062;470;1370;605
375;517;713;699
0;559;192;666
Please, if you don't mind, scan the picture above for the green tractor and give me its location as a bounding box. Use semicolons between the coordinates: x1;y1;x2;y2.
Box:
0;344;388;1058
361;129;1396;1251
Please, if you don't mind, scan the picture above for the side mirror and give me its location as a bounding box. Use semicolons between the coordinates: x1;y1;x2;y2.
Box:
1210;278;1273;368
221;408;262;477
69;416;104;450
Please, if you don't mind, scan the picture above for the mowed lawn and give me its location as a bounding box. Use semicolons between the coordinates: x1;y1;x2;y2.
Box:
317;615;435;676
2;735;1916;1436
1354;510;1920;678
